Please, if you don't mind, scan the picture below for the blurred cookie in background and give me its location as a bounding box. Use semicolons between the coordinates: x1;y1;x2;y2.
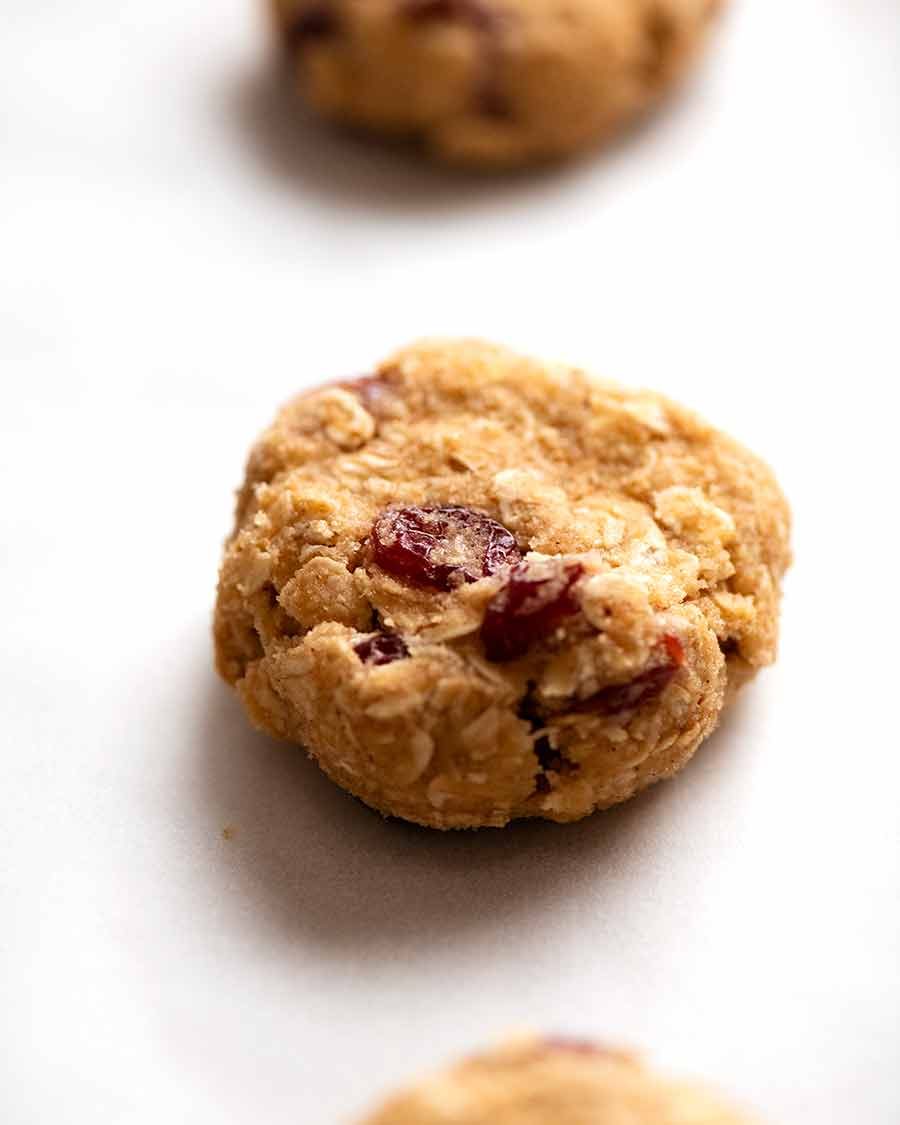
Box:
271;0;726;167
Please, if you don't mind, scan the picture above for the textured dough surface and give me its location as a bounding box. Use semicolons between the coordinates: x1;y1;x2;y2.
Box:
358;1037;758;1124
271;0;725;166
214;339;790;829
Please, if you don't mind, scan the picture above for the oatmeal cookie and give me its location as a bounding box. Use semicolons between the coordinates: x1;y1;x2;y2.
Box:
270;0;726;166
358;1036;758;1123
214;339;790;829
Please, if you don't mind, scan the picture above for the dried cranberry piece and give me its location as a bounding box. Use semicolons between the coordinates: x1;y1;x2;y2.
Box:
534;735;559;772
543;1037;607;1056
284;4;338;47
301;373;388;415
579;634;685;716
339;374;389;415
371;506;521;591
534;734;578;776
353;631;409;666
402;0;496;32
662;634;686;666
517;686;542;729
475;84;513;120
481;560;584;663
531;733;579;794
534;772;552;795
642;7;676;80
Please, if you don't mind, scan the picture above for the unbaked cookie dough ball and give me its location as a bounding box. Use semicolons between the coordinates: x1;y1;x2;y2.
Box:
270;0;726;166
214;339;790;829
358;1037;758;1124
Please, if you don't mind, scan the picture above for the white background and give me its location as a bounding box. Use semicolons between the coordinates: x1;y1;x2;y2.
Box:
2;1;899;1122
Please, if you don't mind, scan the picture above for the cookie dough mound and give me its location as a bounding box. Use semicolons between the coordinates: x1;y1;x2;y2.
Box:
214;339;790;829
270;0;726;166
358;1037;757;1124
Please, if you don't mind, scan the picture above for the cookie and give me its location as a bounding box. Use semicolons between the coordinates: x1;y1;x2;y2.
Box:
270;0;725;166
358;1036;757;1123
214;339;790;829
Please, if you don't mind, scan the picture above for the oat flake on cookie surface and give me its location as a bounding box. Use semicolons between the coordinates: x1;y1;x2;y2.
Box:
214;339;790;829
357;1036;760;1124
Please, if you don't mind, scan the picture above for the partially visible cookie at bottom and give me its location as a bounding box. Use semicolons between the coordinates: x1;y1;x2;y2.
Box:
270;0;726;167
358;1037;759;1124
214;339;791;828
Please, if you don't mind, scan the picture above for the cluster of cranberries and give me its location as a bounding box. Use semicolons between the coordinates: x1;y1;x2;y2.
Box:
357;505;685;718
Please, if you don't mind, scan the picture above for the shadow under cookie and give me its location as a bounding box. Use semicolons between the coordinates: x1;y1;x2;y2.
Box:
188;638;758;955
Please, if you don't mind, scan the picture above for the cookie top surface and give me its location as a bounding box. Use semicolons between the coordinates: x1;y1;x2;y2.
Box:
271;0;724;165
359;1038;756;1124
215;339;789;827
